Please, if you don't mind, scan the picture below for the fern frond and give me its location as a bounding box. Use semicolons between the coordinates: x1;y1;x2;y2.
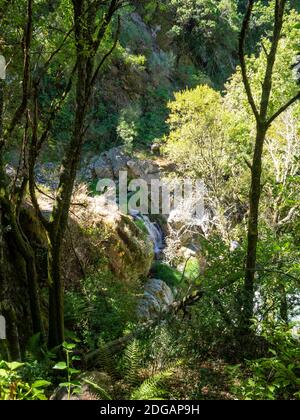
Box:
130;367;175;400
123;339;143;387
96;338;117;379
83;378;112;400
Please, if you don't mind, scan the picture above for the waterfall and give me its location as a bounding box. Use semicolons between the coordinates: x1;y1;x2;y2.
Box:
130;210;164;256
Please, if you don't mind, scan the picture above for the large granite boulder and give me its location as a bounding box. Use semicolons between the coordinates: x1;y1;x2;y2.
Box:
137;279;174;321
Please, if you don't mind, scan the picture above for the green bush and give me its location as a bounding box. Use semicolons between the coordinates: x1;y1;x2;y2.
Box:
229;325;300;400
0;361;50;400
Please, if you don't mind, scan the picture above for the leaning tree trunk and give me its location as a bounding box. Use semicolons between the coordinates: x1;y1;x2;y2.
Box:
47;229;65;349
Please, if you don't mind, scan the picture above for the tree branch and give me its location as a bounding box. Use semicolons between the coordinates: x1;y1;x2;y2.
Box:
89;15;121;89
238;0;259;121
6;0;33;137
267;91;300;127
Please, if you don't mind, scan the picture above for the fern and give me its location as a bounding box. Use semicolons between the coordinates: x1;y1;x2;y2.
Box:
83;378;112;400
130;368;175;400
122;339;144;387
96;338;117;379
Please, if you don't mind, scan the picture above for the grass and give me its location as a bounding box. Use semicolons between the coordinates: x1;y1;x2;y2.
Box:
150;262;183;289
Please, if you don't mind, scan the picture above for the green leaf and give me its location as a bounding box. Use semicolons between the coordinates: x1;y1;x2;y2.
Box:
69;368;81;375
70;380;81;387
7;362;25;371
59;382;71;388
36;393;48;401
53;361;67;370
32;380;51;388
62;342;76;351
83;379;112;400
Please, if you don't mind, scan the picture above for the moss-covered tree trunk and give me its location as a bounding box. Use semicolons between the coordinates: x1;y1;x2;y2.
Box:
47;0;121;349
242;123;267;332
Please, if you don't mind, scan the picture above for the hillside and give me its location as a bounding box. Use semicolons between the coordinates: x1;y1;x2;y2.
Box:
0;0;299;402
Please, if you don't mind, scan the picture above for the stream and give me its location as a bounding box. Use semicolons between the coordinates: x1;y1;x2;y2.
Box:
130;210;165;257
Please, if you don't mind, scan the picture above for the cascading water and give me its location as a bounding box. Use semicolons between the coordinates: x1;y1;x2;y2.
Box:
130;210;164;257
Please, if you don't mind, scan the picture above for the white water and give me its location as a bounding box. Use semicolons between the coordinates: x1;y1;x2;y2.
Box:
130;210;164;256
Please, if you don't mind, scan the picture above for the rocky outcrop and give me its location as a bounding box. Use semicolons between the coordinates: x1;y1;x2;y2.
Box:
86;146;161;184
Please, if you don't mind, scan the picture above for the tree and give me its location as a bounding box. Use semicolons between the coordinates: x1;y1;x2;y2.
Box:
168;0;240;86
163;85;250;239
0;0;45;359
239;0;300;335
0;0;124;355
30;0;123;349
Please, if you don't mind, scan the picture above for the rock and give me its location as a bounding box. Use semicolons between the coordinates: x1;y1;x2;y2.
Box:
127;159;160;184
85;146;161;184
137;279;174;321
103;146;129;177
106;213;154;282
93;157;114;179
35;162;60;190
179;246;197;260
151;142;161;155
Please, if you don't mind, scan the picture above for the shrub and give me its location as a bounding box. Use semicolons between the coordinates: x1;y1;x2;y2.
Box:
0;361;50;400
229;325;300;400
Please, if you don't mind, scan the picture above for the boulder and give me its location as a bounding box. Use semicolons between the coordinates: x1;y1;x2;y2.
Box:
127;159;160;184
105;213;155;282
35;162;60;190
137;279;174;321
62;195;155;285
102;146;129;177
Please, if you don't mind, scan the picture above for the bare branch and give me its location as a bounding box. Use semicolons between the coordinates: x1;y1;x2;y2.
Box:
7;0;33;137
259;0;286;120
238;0;259;121
267;91;300;127
90;15;121;89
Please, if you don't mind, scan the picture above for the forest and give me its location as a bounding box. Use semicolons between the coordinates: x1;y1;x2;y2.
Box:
0;0;299;401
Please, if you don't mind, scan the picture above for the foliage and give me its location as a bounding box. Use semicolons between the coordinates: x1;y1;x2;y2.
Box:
151;262;183;288
229;325;300;400
167;0;240;86
64;265;139;347
163;84;250;238
130;368;175;400
122;339;144;387
53;342;81;400
0;361;50;400
1;0;300;402
117;104;141;152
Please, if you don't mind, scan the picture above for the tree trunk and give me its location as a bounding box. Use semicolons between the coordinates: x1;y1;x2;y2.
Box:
48;231;64;349
242;123;267;334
